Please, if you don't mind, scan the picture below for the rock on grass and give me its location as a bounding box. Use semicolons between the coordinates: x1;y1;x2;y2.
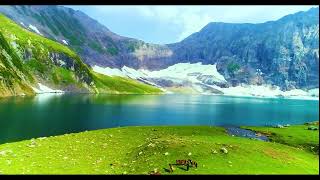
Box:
220;147;228;154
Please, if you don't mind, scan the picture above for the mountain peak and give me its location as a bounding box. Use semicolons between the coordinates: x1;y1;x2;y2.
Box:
0;5;318;91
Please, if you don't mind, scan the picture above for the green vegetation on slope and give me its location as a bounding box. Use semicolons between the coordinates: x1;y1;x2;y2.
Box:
0;14;77;57
92;72;162;94
0;13;93;94
0;32;34;97
52;67;76;86
0;125;318;174
0;13;162;97
227;62;240;75
243;122;319;154
38;7;87;46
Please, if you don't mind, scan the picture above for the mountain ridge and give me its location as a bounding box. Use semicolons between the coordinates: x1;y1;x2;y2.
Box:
164;7;319;90
0;5;318;92
0;13;162;97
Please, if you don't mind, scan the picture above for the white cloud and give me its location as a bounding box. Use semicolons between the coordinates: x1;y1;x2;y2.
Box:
68;5;317;43
131;6;214;41
100;5;317;41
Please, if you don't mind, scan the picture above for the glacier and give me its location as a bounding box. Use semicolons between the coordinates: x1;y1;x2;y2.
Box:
92;63;319;100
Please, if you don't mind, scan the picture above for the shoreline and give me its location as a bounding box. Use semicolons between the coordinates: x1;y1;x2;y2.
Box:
0;124;318;174
1;91;319;101
1;122;317;145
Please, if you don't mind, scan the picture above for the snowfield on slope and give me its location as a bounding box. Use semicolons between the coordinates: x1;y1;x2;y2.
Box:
62;40;68;45
93;66;126;77
93;62;226;83
32;83;64;94
140;62;227;83
92;63;319;100
219;85;319;100
28;24;42;35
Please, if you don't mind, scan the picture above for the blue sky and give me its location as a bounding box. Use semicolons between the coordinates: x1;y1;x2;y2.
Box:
67;5;318;45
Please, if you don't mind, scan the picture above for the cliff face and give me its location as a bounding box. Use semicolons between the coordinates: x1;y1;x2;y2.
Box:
160;7;319;90
0;6;318;91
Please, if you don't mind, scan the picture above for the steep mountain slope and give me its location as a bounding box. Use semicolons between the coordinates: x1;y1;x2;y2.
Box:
162;7;319;90
0;32;34;96
0;6;318;92
0;14;161;97
92;63;318;99
91;7;319;94
93;62;228;94
0;5;172;69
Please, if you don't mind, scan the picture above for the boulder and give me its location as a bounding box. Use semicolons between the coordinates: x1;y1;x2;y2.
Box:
211;149;218;154
307;126;319;130
274;124;284;128
220;147;228;154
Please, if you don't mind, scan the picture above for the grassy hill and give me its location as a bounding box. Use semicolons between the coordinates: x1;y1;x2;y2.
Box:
0;14;161;97
0;124;318;174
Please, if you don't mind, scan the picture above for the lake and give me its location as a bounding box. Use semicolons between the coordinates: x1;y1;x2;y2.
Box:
0;94;318;144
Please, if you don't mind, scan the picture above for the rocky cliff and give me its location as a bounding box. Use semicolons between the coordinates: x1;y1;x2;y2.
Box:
162;7;319;90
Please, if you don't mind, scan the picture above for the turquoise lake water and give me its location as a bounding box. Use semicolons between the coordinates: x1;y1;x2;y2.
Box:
0;94;318;143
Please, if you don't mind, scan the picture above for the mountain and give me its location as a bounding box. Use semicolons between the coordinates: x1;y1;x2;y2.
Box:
162;7;319;90
0;5;318;94
0;5;171;69
0;14;161;97
92;6;319;95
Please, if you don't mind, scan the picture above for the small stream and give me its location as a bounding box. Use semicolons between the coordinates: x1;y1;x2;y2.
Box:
225;127;269;141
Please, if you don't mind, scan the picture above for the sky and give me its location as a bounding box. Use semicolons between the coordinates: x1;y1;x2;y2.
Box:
67;5;318;45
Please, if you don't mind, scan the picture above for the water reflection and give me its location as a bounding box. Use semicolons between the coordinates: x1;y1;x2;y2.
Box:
0;94;318;144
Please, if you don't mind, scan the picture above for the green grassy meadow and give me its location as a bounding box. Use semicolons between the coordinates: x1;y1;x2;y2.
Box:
0;124;318;174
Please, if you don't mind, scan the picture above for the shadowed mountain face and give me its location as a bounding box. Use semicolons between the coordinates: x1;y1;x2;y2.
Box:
0;6;318;90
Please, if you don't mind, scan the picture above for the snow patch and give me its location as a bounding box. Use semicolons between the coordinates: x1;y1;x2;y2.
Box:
122;66;149;79
93;62;226;84
92;65;161;88
62;40;68;45
282;89;308;97
58;60;66;66
32;83;64;94
308;88;319;97
91;64;318;100
28;24;42;35
219;84;319;100
220;84;282;97
92;65;126;77
141;62;226;83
